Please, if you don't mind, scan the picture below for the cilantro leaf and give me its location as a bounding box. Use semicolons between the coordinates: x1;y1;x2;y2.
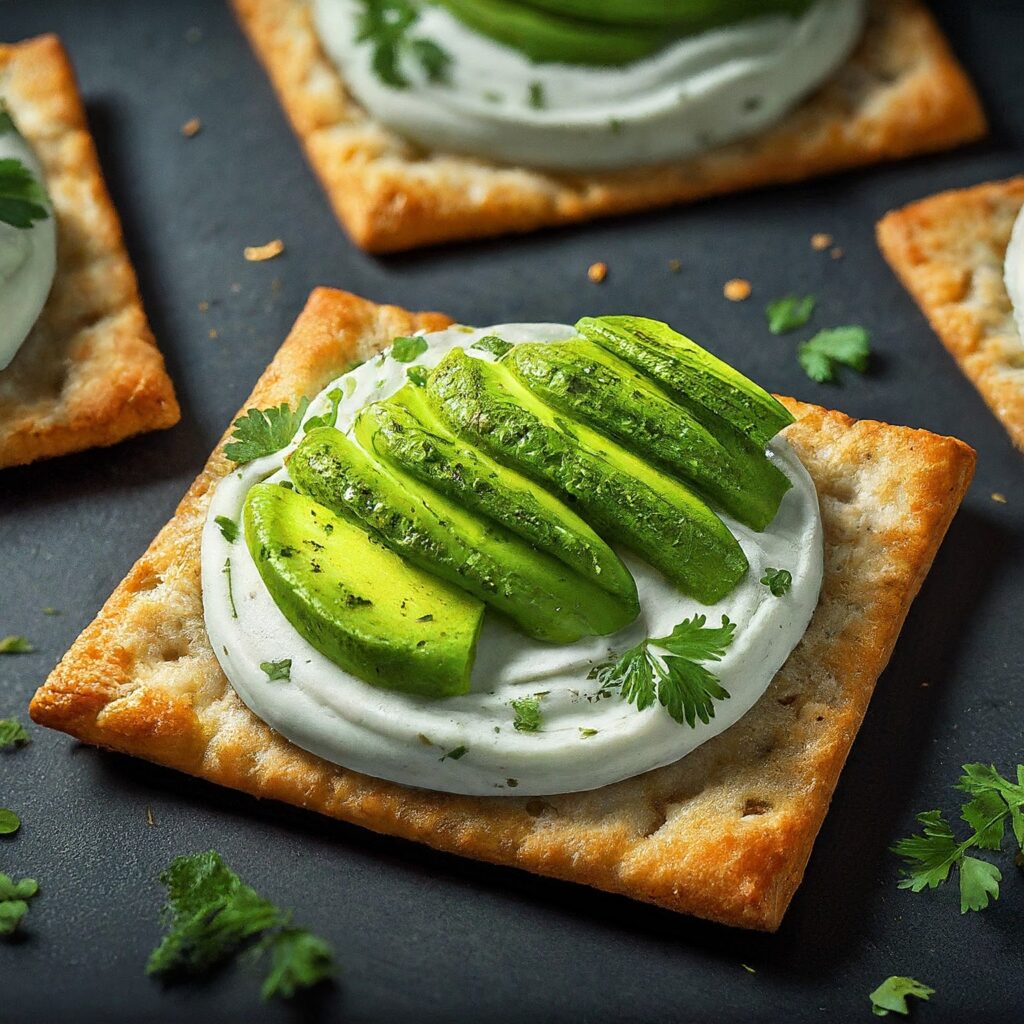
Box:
0;157;48;229
0;717;30;750
511;696;541;733
260;659;292;682
797;326;870;383
355;1;451;90
224;399;309;464
406;365;429;388
0;808;21;835
259;927;336;1001
869;976;934;1017
302;388;344;434
409;37;452;85
215;516;239;544
593;615;735;728
528;82;546;109
470;335;513;358
765;294;815;335
390;335;428;363
0;873;38;937
440;745;467;761
0;635;33;654
760;567;792;596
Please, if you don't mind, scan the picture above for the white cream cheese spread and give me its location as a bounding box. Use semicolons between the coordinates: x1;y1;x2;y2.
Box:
1003;205;1024;343
202;324;824;797
312;0;866;171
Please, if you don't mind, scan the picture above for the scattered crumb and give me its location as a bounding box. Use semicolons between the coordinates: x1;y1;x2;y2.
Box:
180;117;201;138
271;277;283;294
41;607;58;616
991;492;1007;504
811;232;833;251
244;239;284;262
668;258;682;273
830;247;844;260
230;282;242;294
742;964;756;974
197;300;209;313
920;681;930;688
208;328;218;339
723;278;752;302
185;26;202;44
146;806;156;827
587;261;608;283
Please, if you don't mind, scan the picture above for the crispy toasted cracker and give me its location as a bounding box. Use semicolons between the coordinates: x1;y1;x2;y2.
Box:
231;0;984;253
30;288;974;930
877;177;1024;452
0;35;178;469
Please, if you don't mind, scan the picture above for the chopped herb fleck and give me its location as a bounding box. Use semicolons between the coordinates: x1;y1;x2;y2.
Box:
511;696;541;733
41;607;59;616
760;568;792;596
223;559;237;619
260;659;292;682
0;873;39;936
302;388;344;433
0;718;30;750
528;81;546;109
0;636;33;654
406;365;429;388
765;294;815;335
441;745;468;761
215;515;239;543
0;157;49;229
390;335;428;363
579;727;598;738
355;0;452;89
0;809;20;835
869;976;934;1017
470;335;513;358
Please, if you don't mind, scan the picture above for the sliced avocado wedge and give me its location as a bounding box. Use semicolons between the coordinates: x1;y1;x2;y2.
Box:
521;0;814;30
243;483;483;697
359;384;638;607
289;427;636;643
504;339;791;531
576;315;794;450
427;349;748;604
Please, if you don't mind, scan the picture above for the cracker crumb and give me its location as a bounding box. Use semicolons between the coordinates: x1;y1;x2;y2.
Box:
197;300;209;313
181;117;201;138
668;258;682;273
230;282;242;294
208;328;218;339
723;278;752;302
185;26;202;45
991;492;1007;504
811;233;833;251
830;247;844;260
587;261;608;283
244;239;284;262
146;806;156;827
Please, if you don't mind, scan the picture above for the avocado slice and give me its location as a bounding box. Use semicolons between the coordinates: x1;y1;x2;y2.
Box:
520;0;814;30
576;316;794;450
427;348;748;605
358;384;638;607
289;427;636;643
503;339;791;531
242;483;483;697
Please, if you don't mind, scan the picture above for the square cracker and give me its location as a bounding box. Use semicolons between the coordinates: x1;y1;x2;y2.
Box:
231;0;985;253
0;35;179;469
877;176;1024;452
30;288;975;930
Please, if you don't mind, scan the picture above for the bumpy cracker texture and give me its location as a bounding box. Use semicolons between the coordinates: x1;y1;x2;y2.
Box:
0;35;178;468
30;289;975;930
231;0;984;253
877;177;1024;452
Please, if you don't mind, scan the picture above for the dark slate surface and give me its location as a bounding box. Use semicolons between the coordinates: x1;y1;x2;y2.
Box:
1;1;1022;1021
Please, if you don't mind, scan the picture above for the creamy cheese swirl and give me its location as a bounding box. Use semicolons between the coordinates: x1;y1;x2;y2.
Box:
1003;205;1024;344
313;0;866;171
202;324;823;796
0;122;56;371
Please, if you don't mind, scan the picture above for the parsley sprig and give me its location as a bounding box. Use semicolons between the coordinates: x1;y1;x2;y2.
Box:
0;157;48;229
591;615;735;727
0;717;30;749
869;976;934;1017
893;763;1024;913
797;326;870;384
147;851;334;1000
355;0;452;89
224;399;309;464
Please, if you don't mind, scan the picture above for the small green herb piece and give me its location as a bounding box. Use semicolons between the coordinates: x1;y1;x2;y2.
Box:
0;718;30;750
760;567;792;596
0;873;39;937
470;335;513;358
511;696;541;733
260;659;292;682
41;607;59;616
441;745;468;761
223;558;237;619
592;615;735;728
406;366;429;388
797;326;870;384
0;157;48;229
390;335;428;363
0;104;16;136
356;1;452;89
528;81;546;109
409;37;452;84
302;388;344;433
0;809;21;835
765;295;815;335
893;763;1024;913
869;976;934;1017
147;851;334;999
225;399;309;464
579;727;598;738
215;516;239;543
0;636;33;654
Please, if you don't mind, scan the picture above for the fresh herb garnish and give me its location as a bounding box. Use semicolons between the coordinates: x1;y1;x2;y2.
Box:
355;1;452;89
760;567;792;596
146;850;334;1000
302;388;344;434
0;809;21;835
0;157;48;229
224;399;310;464
797;326;870;384
528;81;546;109
0;874;39;937
441;745;468;761
390;335;428;363
260;659;292;682
511;696;541;733
592;615;735;727
41;607;59;615
222;559;237;619
470;335;513;358
765;294;815;335
0;104;17;136
869;976;934;1017
406;365;428;388
893;763;1024;913
215;516;239;543
0;718;30;750
579;727;598;738
0;636;33;654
